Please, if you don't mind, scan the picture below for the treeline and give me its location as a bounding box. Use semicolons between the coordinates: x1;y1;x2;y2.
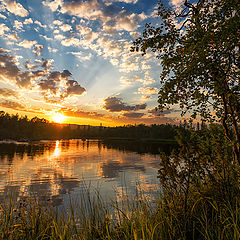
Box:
0;111;194;141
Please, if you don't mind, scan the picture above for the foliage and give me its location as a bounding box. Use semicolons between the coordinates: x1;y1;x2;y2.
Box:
158;125;240;239
132;0;240;162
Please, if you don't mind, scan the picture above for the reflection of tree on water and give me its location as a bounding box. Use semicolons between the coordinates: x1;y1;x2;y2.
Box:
0;140;167;206
0;141;82;206
102;140;176;155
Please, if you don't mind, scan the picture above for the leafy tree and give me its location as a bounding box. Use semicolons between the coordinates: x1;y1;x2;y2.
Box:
132;0;240;162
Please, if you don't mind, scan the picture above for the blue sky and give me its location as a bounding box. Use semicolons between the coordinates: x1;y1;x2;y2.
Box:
0;0;182;126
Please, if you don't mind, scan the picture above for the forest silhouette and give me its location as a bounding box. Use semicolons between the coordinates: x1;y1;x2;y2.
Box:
0;110;190;141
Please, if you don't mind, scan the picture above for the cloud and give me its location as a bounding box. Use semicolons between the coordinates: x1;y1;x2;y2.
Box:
70;52;93;61
55;34;65;40
141;95;151;101
104;0;138;3
171;0;185;8
119;61;139;72
60;0;146;32
0;24;10;35
122;112;145;118
53;20;63;25
3;0;28;17
24;18;33;24
14;20;23;30
24;60;38;69
59;24;72;32
114;12;146;32
120;74;155;86
138;87;159;95
7;33;19;41
18;40;37;48
42;0;63;11
0;48;86;103
0;13;7;19
61;37;80;46
0;99;25;110
61;0;101;20
38;70;86;101
141;61;151;70
103;96;146;112
41;58;53;69
33;44;43;56
66;80;86;96
60;107;104;120
0;88;18;97
0;49;23;86
35;20;45;28
76;25;98;42
96;36;122;57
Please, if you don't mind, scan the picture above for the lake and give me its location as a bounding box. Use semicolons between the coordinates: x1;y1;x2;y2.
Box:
0;139;175;206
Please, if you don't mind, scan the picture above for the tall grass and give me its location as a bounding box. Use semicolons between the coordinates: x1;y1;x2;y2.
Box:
0;184;240;240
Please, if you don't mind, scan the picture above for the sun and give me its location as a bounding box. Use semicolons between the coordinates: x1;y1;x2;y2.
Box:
52;112;65;123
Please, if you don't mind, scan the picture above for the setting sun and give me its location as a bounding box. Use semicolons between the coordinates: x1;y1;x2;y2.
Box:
52;113;65;124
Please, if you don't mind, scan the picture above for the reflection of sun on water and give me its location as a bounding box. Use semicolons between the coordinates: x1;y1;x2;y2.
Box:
54;140;60;157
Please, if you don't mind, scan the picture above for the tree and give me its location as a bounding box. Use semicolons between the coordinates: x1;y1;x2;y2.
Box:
131;0;240;163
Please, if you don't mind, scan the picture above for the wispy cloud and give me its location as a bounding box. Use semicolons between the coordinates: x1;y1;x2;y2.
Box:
138;87;159;95
0;99;25;110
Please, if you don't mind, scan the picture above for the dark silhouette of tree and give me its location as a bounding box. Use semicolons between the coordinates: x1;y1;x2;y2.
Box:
0;111;185;141
132;0;240;163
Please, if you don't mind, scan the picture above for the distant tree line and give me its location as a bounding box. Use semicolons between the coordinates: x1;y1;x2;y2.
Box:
0;111;207;141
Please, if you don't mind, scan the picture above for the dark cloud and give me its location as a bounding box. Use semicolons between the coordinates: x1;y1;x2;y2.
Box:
38;70;86;101
33;44;43;56
103;96;147;112
0;100;25;110
41;58;52;69
17;72;33;88
122;112;145;118
0;49;21;82
39;79;58;94
0;49;35;88
66;80;86;96
0;48;86;103
24;60;38;69
0;88;18;97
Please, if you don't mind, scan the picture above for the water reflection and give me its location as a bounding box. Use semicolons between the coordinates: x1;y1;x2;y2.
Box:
0;140;169;205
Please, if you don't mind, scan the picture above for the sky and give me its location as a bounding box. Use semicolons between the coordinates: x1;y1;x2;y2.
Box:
0;0;182;126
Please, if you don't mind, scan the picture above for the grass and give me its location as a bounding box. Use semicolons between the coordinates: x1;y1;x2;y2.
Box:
1;184;240;240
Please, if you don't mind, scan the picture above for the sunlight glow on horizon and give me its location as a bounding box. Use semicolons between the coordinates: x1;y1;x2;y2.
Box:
51;112;65;124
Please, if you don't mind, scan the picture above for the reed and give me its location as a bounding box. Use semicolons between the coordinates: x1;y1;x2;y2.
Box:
0;181;240;240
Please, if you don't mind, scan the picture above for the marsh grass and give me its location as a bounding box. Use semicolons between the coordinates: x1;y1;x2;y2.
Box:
0;183;240;240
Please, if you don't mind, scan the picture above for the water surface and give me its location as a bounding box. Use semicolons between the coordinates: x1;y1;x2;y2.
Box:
0;139;171;205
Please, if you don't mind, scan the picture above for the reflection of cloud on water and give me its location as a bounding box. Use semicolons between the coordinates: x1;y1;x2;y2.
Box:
101;160;146;179
0;140;161;205
29;169;80;196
